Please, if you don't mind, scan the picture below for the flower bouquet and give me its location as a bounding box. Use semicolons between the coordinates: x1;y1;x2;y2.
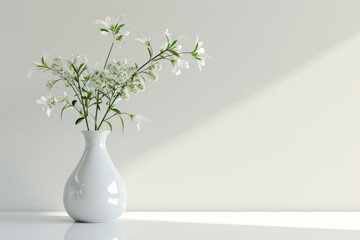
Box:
28;15;209;223
30;16;209;132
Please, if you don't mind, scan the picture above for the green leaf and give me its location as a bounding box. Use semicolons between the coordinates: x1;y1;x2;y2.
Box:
135;63;138;69
130;114;135;120
115;24;124;34
111;108;121;115
100;28;109;32
147;48;152;58
116;35;123;41
170;40;177;48
71;100;77;106
105;120;113;132
87;91;93;99
78;63;84;72
193;42;199;53
70;64;77;73
79;66;87;76
119;115;125;133
169;50;180;57
75;117;84;125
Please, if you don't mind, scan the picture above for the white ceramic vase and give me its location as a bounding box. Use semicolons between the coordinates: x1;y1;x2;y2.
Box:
63;130;127;223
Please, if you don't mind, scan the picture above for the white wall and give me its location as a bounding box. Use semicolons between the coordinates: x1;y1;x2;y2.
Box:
1;0;360;210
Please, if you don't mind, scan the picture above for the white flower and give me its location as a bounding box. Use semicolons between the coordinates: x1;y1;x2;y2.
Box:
161;29;187;51
194;35;211;71
134;35;151;46
36;93;58;117
172;59;189;76
61;92;68;103
27;49;50;77
132;115;148;131
46;80;56;90
95;16;129;43
112;58;127;66
164;28;172;41
34;48;49;66
69;53;88;67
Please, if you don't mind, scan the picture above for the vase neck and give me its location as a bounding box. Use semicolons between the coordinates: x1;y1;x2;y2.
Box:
82;131;110;149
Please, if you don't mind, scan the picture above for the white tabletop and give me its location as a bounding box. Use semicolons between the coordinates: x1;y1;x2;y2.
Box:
1;212;360;239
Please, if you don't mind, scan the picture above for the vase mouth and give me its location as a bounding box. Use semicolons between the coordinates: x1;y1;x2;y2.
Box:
81;130;111;133
81;130;111;138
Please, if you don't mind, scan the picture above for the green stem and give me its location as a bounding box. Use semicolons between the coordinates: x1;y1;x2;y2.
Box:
74;75;90;130
137;49;170;72
97;93;120;130
95;42;115;130
104;42;114;69
68;83;89;130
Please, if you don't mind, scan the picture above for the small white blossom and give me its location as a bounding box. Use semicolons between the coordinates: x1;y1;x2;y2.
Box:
146;71;158;81
49;57;63;73
27;49;50;77
68;53;88;67
36;93;58;117
161;29;186;51
194;35;211;71
119;88;130;100
134;35;151;46
61;92;68;103
46;80;56;90
95;16;129;44
151;62;162;71
172;59;189;76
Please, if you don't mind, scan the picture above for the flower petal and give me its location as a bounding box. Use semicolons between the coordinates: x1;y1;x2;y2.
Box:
100;31;109;36
95;20;109;28
105;17;112;25
121;30;130;36
46;107;51;117
134;38;145;44
197;47;205;54
177;59;189;69
172;67;181;76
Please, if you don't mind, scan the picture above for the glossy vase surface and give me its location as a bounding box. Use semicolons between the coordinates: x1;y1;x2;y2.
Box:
63;130;127;223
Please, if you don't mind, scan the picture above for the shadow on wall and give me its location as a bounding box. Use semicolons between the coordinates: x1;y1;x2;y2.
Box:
107;0;360;169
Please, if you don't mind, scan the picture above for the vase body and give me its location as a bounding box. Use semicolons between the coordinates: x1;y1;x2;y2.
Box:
63;130;127;223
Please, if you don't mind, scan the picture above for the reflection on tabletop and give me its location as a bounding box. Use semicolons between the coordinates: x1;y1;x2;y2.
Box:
1;214;360;240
